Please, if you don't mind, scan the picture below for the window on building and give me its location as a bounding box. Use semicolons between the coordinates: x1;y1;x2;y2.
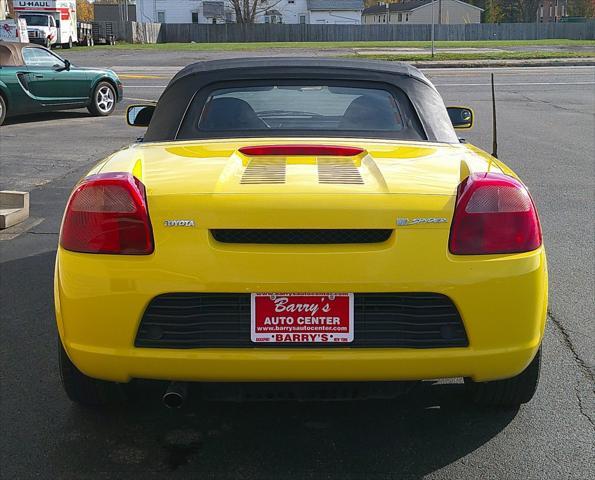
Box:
405;13;409;22
191;12;199;23
299;15;306;24
398;13;402;22
157;11;165;23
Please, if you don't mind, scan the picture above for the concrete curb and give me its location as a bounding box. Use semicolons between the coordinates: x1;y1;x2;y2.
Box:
0;191;30;230
406;58;595;69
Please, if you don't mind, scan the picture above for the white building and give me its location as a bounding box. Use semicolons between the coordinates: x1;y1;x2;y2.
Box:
135;0;363;25
362;0;482;25
307;0;363;24
136;0;229;24
257;0;309;24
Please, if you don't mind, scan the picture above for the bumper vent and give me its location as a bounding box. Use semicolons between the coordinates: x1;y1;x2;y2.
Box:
210;229;392;244
135;293;468;349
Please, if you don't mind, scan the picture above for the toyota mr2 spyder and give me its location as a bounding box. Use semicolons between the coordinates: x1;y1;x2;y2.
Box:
55;59;547;408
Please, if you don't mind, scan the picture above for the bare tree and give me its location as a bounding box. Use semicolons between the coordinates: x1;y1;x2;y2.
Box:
226;0;283;24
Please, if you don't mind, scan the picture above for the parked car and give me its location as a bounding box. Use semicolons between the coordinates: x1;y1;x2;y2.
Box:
0;42;122;125
55;59;547;409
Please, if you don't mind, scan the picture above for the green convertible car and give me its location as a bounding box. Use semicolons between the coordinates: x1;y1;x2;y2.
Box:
0;42;123;126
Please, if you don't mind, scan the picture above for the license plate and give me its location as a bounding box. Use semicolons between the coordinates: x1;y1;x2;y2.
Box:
251;293;353;344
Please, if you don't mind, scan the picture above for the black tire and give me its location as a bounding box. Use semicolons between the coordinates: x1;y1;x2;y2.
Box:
87;81;116;117
59;341;126;406
465;347;542;408
0;95;6;127
63;37;72;49
45;38;51;49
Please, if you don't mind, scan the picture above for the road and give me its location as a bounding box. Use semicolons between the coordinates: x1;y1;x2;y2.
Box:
0;55;594;479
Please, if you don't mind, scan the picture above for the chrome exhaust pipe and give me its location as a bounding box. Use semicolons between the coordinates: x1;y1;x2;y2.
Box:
162;382;188;409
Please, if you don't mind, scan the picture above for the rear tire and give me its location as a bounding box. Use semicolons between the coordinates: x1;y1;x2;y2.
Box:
87;81;116;117
59;341;126;406
465;346;541;408
63;37;72;49
0;95;6;126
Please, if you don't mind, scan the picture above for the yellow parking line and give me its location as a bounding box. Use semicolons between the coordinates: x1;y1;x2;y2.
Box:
124;97;157;102
119;74;165;79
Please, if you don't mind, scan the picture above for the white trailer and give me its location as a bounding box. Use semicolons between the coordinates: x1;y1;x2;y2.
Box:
13;0;78;48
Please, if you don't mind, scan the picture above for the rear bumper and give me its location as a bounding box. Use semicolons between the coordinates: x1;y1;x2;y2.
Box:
55;243;548;384
63;341;541;384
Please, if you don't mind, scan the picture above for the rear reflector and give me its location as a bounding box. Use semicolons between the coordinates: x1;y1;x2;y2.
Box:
60;172;154;255
449;173;542;255
239;145;364;157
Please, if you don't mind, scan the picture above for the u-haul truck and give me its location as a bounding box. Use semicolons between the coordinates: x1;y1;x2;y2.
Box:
13;0;77;48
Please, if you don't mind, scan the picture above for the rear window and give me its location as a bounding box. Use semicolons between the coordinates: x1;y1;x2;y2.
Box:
178;82;426;141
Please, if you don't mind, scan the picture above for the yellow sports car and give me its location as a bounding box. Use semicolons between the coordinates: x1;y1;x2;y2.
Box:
55;59;547;408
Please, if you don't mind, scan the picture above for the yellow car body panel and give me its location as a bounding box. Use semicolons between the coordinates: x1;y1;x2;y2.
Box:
55;138;548;384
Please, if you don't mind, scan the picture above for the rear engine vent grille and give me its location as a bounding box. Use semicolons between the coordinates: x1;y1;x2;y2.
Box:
210;229;392;244
135;293;468;349
318;159;364;185
241;159;286;184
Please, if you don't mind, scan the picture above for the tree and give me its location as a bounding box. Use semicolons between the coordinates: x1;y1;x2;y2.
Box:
227;0;283;24
499;0;523;22
483;0;505;23
77;0;94;22
568;0;595;17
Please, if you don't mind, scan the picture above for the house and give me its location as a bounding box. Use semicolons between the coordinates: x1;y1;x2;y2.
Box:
135;0;228;24
362;0;482;25
258;0;309;24
307;0;364;24
537;0;568;23
257;0;363;24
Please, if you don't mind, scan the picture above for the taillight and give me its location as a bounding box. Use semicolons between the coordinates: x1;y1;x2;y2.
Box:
239;145;364;157
60;172;154;255
449;173;541;255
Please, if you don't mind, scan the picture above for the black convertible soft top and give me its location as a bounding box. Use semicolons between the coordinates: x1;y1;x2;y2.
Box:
144;58;458;144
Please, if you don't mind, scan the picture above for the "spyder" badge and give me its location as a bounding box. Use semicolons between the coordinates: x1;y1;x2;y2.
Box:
397;217;448;226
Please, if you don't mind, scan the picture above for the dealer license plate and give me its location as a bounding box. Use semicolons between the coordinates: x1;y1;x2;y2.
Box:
251;293;354;344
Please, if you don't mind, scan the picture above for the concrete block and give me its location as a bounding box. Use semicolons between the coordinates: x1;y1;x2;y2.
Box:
0;191;30;229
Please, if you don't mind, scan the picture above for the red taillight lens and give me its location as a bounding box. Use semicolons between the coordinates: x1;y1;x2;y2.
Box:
239;145;364;157
449;173;542;255
60;173;154;255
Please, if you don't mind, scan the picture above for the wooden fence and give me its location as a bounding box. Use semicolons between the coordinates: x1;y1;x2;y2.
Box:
123;22;595;44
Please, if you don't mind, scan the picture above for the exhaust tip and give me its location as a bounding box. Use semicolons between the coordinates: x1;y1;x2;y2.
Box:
162;382;187;409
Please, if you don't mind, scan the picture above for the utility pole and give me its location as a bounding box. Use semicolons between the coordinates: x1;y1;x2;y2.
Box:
438;0;442;25
431;0;435;58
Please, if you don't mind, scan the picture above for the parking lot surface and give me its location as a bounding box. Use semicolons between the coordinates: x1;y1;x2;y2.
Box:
0;50;593;479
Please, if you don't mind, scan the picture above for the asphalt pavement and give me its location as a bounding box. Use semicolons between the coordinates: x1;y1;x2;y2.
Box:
0;52;594;479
